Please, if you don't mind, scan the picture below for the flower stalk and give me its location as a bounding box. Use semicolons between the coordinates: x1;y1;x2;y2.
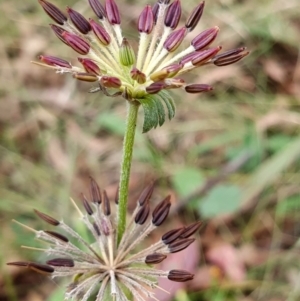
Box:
117;101;139;244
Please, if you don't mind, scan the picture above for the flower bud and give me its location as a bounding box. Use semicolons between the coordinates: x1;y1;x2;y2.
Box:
146;82;166;94
151;63;183;81
81;193;94;215
88;0;106;20
145;253;167;264
168;270;194;282
38;0;67;25
67;7;91;34
191;46;221;66
119;38;135;66
185;84;213;93
185;1;205;32
168;238;195;253
152;2;159;24
105;0;121;25
100;76;122;88
137;182;155;206
138;5;154;34
164;27;187;52
164;0;181;29
191;26;219;51
73;72;98;82
62;32;90;55
39;55;71;68
162;227;185;244
213;47;249;66
50;24;69;45
78;58;101;75
130;67;146;84
34;209;60;226
90;19;111;45
46;258;74;267
152;195;171;226
44;231;69;243
89;177;102;204
135;203;150;225
180;221;202;238
103;190;111;216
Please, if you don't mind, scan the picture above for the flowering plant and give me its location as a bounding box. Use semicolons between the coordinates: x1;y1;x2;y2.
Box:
8;0;248;300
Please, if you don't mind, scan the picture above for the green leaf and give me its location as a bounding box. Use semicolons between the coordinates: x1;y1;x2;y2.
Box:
159;90;176;120
140;96;159;132
199;185;242;218
152;95;165;126
172;167;204;197
140;91;176;132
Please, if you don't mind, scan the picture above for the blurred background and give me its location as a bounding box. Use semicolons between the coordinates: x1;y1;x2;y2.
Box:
1;0;300;300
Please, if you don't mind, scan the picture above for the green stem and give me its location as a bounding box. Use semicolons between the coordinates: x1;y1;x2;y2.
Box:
117;101;139;244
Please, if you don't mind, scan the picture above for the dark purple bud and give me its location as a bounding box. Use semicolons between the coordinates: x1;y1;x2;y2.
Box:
213;47;249;66
135;203;150;225
180;221;202;238
39;55;71;68
130;67;146;84
78;58;101;75
38;0;67;25
81;193;94;215
30;263;54;274
105;0;120;25
137;182;155;206
93;222;101;235
67;7;91;34
152;195;171;226
191;26;219;51
73;72;98;82
138;5;154;34
162;227;185;244
145;253;167;264
102;190;111;216
146;82;166;94
168;270;194;282
164;0;181;29
34;209;60;226
191;46;222;66
185;1;205;32
168;238;195;253
88;0;106;19
62;32;90;55
90;177;102;204
89;19;111;45
100;76;121;88
44;231;69;243
164;27;187;52
185;84;213;93
152;2;159;24
46;258;74;267
50;24;69;45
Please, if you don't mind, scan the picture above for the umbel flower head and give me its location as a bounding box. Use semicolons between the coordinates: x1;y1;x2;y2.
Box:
8;179;202;301
34;0;249;132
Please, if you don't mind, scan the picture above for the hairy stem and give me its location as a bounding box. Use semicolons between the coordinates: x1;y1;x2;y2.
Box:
117;101;140;244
